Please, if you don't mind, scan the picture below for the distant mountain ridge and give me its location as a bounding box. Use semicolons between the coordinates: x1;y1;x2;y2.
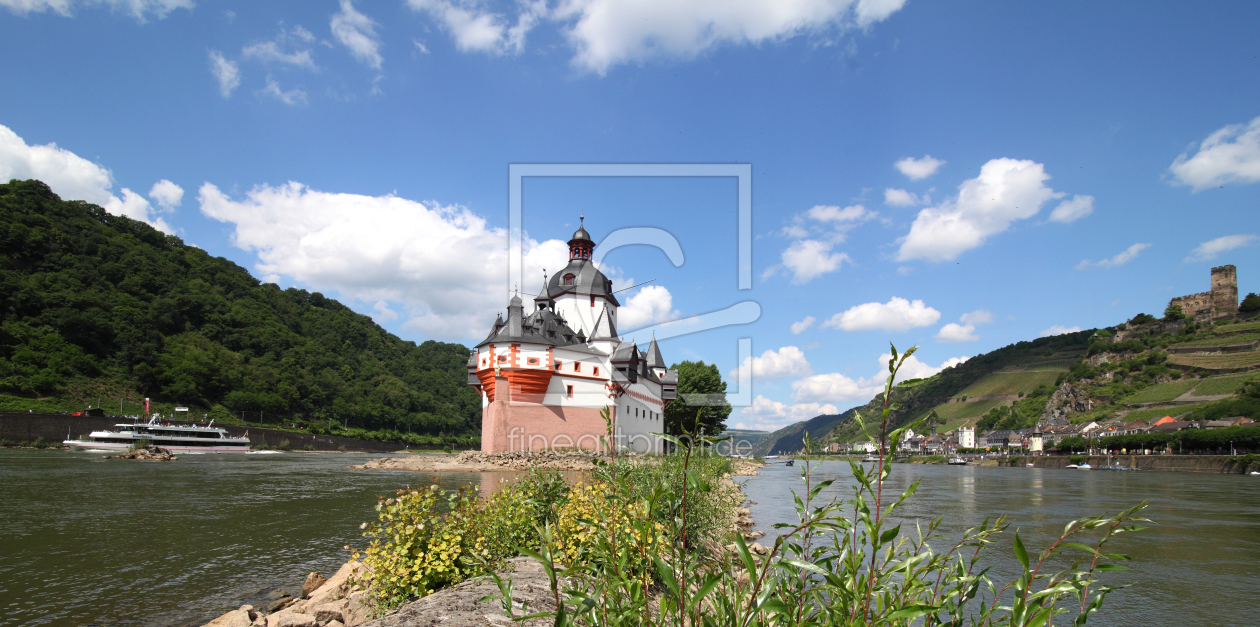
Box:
0;179;481;441
752;332;1095;455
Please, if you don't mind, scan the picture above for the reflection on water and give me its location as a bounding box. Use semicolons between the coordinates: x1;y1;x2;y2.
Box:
739;460;1260;627
0;450;499;627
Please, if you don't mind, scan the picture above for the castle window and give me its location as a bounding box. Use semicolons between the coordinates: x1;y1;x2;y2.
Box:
574;362;581;372
527;357;539;365
563;274;575;286
566;385;574;398
590;295;595;307
554;361;562;371
593;367;600;376
497;355;507;363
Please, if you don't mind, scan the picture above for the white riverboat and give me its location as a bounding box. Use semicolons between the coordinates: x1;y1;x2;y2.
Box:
63;418;251;453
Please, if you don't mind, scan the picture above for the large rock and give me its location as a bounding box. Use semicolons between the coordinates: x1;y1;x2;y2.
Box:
203;608;253;627
301;572;328;599
361;557;557;627
266;611;317;627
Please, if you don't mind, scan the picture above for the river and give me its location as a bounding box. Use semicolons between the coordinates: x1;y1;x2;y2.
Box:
0;449;495;627
739;460;1260;627
2;450;1258;626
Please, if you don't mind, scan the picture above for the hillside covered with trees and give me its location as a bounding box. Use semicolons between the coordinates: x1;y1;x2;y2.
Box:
753;331;1095;455
0;179;480;444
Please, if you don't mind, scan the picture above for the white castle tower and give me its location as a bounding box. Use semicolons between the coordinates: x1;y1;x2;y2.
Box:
468;218;677;454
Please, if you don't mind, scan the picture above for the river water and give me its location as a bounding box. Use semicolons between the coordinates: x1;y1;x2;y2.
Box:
740;460;1260;627
2;450;1258;626
0;449;499;627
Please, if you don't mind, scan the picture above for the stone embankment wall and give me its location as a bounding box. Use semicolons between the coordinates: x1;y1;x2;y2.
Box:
0;413;401;452
1012;454;1254;473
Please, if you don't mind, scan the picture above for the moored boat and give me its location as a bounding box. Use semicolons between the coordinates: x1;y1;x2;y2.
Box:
1077;463;1092;470
948;456;968;465
64;418;251;453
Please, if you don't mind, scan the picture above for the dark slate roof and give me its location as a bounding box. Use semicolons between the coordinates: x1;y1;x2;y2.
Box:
545;258;621;306
476;304;584;348
570;224;592;244
646;336;665;368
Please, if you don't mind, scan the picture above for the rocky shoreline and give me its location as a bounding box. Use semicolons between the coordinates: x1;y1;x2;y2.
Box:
347;450;601;472
203;562;374;627
202;454;766;627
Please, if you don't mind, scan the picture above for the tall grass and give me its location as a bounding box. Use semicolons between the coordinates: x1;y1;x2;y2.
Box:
489;344;1149;627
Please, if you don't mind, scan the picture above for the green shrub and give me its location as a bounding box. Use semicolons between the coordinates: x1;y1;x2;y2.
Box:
277;438;291;451
354;470;564;611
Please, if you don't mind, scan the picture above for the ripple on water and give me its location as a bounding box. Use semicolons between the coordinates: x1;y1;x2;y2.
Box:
740;460;1260;627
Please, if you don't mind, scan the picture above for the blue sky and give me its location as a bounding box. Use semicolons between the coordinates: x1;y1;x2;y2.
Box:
2;0;1259;431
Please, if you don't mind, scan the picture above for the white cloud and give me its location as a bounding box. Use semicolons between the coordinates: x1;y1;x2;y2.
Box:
790;316;816;334
822;297;940;332
412;0;900;74
1048;194;1094;223
894;155;945;180
407;0;543;55
883;188;922;207
0;123;172;233
897;158;1068;262
262;78;308;105
208;50;241;98
242;37;317;70
736;396;838;432
372;300;399;322
104;188;173;233
1184;234;1258;263
331;0;383;70
792;352;967;404
618;284;680;330
766;204;872;283
0;0;192;21
896;266;913;276
730;346;812;381
959;309;993;325
148;179;183;210
1075;242;1150;270
936;309;992;342
198;181;574;340
1169;116;1260;191
776;239;852;284
1040;325;1082;337
805;204;875;224
934;323;977;343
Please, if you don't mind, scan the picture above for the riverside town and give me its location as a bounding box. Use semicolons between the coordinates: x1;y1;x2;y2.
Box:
2;3;1259;627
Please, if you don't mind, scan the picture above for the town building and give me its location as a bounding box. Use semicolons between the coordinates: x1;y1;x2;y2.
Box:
958;426;975;449
468;219;677;454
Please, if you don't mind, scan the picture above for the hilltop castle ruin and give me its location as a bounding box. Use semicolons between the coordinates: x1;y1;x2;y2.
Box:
1169;265;1239;318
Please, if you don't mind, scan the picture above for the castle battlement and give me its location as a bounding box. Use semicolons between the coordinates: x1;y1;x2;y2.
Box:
1170;264;1239;318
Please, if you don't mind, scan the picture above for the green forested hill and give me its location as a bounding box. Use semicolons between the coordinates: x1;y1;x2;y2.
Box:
753;331;1094;455
0;179;480;441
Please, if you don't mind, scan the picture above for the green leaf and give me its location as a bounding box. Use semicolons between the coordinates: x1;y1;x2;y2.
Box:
1014;532;1030;570
885;604;938;620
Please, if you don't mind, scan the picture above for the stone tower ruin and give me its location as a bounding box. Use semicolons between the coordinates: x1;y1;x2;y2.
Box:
1169;264;1239;317
1211;265;1238;315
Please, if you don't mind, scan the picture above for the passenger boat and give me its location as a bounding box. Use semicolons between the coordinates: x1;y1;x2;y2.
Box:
63;418;251;453
1076;463;1092;470
947;456;968;465
862;455;879;463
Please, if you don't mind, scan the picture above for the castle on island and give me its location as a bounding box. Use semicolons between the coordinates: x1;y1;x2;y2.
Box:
467;219;677;454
